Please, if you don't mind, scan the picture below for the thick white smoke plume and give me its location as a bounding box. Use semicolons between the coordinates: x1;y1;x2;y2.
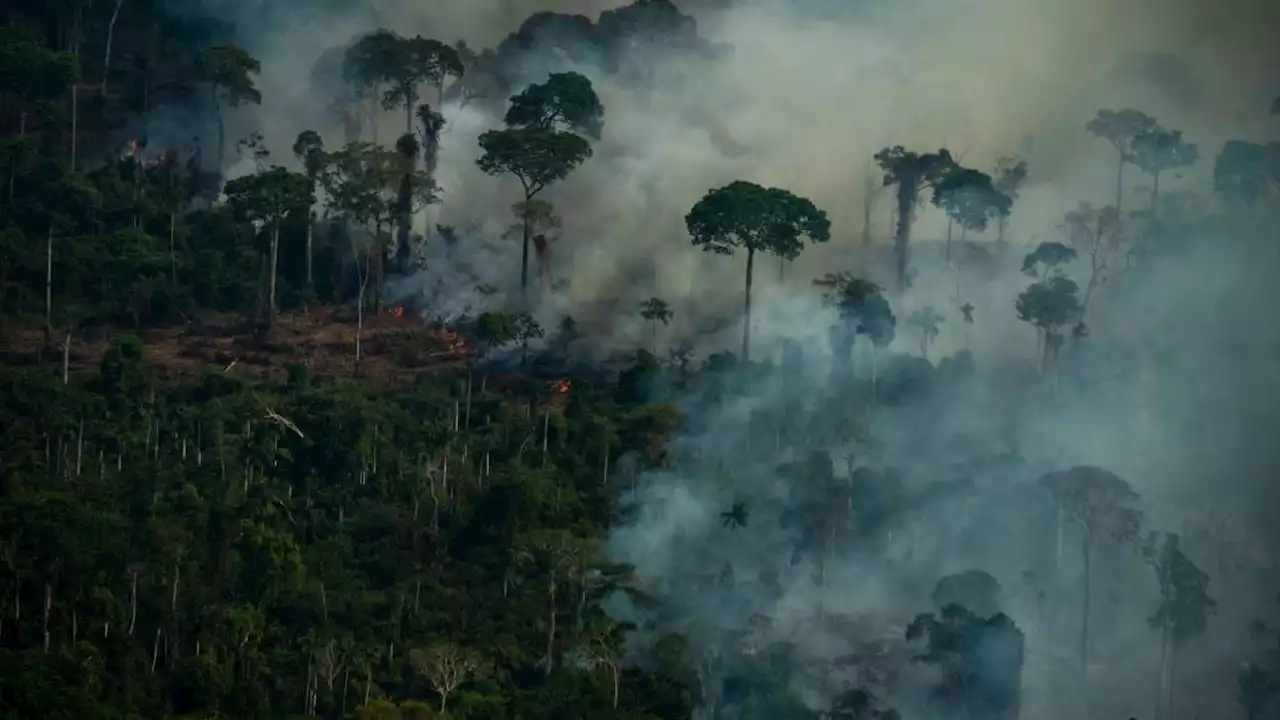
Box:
173;0;1280;716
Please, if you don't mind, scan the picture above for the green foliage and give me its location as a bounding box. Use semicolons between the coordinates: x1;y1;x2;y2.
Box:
685;180;831;260
932;167;1012;233
504;71;605;138
1131;127;1198;179
194;43;261;108
476;128;593;198
0;26;76;108
1213;140;1280;206
1085;108;1159;159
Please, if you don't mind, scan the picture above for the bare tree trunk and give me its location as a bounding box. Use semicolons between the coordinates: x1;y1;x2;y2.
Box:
267;216;279;331
44;227;53;340
1114;153;1125;214
305;211;314;307
169;212;177;287
861;171;874;246
70;84;78;171
1080;534;1092;683
545;571;557;676
894;184;915;291
742;248;754;362
101;0;125;97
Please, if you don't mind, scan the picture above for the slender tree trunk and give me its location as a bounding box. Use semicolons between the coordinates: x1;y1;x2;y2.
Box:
862;172;874;246
305;210;314;306
45;227;53;340
521;190;533;299
213;91;225;174
1150;172;1161;223
70;84;78;171
101;0;125;97
945;217;953;264
742;248;755;362
1080;535;1092;682
169;212;177;287
1114;153;1125;213
545;571;557;676
894;183;915;291
267;216;279;331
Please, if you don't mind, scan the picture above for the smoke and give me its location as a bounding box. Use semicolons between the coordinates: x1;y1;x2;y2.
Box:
176;0;1280;716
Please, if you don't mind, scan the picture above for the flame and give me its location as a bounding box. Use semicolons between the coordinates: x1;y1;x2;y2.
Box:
392;305;404;319
551;379;571;394
440;330;467;352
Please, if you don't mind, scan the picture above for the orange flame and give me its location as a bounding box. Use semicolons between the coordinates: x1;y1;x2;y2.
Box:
392;305;404;319
440;330;467;352
551;379;571;394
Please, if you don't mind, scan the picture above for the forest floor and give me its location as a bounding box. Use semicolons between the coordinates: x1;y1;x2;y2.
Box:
0;306;470;387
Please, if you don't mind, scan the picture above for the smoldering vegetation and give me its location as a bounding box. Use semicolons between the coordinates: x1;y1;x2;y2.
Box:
139;0;1280;717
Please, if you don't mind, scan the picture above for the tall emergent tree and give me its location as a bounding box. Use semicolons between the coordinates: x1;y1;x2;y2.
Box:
686;180;830;362
193;44;262;174
1039;467;1142;687
1017;240;1081;373
638;297;673;349
874;146;956;289
992;156;1029;245
1141;532;1216;720
1085;108;1158;213
323;141;436;314
223;167;314;332
1130;127;1198;220
931;167;1012;261
477;72;601;296
381;34;463;133
292;129;327;298
504;71;605;138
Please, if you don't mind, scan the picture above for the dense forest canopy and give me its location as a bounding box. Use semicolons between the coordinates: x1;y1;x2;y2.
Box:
2;0;1280;719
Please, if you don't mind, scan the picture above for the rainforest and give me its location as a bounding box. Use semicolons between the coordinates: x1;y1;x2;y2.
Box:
2;0;1280;718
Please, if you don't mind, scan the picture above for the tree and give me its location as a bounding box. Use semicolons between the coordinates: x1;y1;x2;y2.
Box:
931;167;1012;262
992;156;1028;245
223;167;313;332
1085;108;1159;213
512;312;544;366
504;71;605;138
906;604;1024;720
932;569;1001;618
1238;663;1278;720
449;40;506;108
410;642;482;713
1130;127;1197;221
381;35;463;133
874;146;956;289
323;141;437;313
477;129;592;295
194;44;262;174
907;306;944;360
0;27;76;139
638;297;673;348
686;180;830;361
1015;271;1080;374
1039;467;1142;684
1212;140;1280;208
292;130;327;300
581;619;628;710
343;31;401;143
1140;533;1216;720
1060;203;1126;326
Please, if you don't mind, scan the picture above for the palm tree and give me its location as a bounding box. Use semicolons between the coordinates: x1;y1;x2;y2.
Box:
908;306;945;360
637;297;673;350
